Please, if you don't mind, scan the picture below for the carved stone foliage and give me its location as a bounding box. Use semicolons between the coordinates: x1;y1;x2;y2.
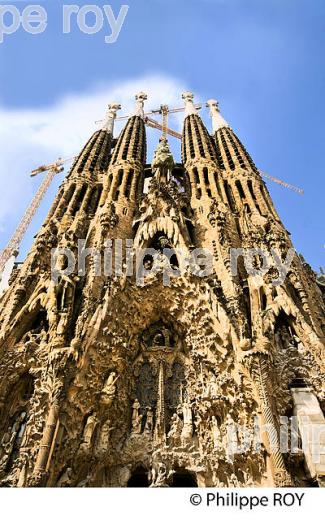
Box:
207;198;228;243
100;202;119;231
133;174;192;249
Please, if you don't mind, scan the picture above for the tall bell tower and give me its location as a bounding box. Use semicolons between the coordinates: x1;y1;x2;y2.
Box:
0;91;324;488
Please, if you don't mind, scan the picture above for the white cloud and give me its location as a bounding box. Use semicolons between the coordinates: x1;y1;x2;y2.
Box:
0;73;193;246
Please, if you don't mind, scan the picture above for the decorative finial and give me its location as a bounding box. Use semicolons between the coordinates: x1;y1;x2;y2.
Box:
182;91;197;117
206;99;229;133
134;92;148;118
103;102;121;134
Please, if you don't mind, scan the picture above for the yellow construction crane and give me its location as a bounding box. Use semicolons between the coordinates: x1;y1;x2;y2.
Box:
258;171;304;195
0;157;73;277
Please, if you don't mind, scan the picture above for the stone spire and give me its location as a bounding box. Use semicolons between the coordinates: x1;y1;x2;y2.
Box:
103;94;147;209
208;99;280;221
182;91;198;117
67;103;119;180
209;99;260;175
134;92;147;118
206;99;229;133
102;102;121;134
110;102;147;167
181;92;217;167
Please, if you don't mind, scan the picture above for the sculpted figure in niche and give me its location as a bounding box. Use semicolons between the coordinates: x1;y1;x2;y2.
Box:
96;419;114;454
224;414;239;458
142;322;174;351
144;407;154;433
22;315;48;349
275;323;298;350
0;411;28;472
101;372;118;406
131;399;142;434
152;137;175;184
167;413;182;447
81;414;98;450
151;326;171;349
47;253;78;338
205;374;219;399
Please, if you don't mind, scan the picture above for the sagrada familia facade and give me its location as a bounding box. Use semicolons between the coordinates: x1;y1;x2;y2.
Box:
0;92;324;488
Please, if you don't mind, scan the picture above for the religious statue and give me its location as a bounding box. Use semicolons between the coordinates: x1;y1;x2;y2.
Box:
0;411;29;470
224;414;239;458
131;399;142;434
144;407;154;433
47;253;79;342
275;323;295;350
101;372;118;406
151;327;170;348
167;413;182;447
96;419;114;455
81;414;98;450
151;137;175;184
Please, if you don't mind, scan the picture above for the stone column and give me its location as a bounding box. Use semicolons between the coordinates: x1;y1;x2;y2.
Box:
31;375;62;486
32;401;60;485
246;352;292;486
154;361;166;445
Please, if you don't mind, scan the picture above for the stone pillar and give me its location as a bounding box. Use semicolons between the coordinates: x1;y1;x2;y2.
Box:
247;353;292;486
154;361;166;444
32;399;60;485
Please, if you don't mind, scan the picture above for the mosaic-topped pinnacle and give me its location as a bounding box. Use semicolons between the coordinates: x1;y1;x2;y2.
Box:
206;99;229;133
103;102;121;133
182;91;197;117
134;92;148;118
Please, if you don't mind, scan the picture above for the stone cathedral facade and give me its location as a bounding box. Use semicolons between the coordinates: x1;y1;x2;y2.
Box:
0;92;324;488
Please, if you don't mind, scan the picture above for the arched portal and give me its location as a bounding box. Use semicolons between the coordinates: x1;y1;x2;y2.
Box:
170;470;197;487
127;466;149;487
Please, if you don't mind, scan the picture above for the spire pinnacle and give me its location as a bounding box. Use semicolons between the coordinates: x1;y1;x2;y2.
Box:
103;102;121;133
206;99;229;133
134;92;148;118
182;91;198;117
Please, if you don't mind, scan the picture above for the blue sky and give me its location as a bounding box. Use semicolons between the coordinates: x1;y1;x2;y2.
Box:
0;0;324;272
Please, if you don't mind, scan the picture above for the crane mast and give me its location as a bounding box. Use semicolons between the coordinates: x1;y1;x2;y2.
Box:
0;162;64;278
